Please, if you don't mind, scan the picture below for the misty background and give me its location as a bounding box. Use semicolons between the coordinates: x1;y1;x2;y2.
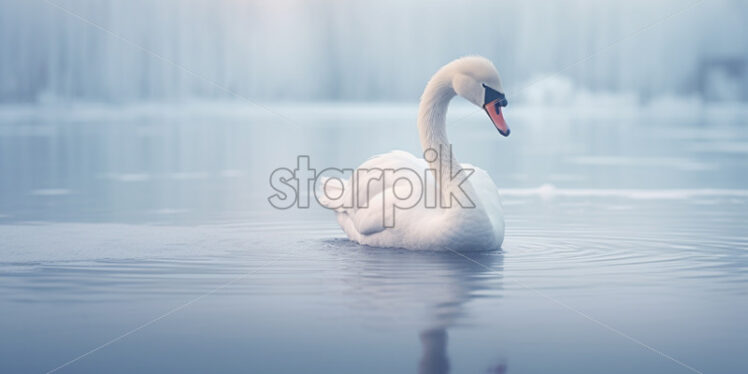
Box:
1;0;747;104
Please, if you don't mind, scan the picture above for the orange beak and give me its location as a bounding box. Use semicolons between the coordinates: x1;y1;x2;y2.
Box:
484;100;510;137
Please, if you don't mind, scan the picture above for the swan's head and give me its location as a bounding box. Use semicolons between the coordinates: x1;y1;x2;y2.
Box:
450;56;510;136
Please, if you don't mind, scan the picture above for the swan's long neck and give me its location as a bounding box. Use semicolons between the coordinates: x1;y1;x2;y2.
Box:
417;72;466;200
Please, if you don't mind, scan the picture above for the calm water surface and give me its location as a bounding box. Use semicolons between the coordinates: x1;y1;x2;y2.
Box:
1;103;747;373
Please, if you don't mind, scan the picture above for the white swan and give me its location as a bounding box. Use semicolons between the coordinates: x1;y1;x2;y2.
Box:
320;56;509;251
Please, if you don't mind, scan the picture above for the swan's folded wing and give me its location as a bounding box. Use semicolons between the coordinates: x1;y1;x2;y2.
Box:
324;151;429;237
353;150;429;207
350;193;388;236
318;176;349;212
351;179;424;236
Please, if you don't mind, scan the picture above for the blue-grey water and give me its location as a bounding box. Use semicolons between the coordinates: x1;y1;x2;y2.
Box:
1;103;747;373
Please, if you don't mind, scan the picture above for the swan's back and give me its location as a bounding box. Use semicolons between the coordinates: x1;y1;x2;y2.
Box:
319;151;432;240
319;151;503;250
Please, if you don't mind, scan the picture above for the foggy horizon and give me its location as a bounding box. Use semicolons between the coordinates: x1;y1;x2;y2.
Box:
2;0;747;104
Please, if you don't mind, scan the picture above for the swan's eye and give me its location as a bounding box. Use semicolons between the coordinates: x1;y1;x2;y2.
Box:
482;83;507;107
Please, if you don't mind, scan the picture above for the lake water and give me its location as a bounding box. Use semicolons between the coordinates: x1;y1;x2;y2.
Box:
1;102;747;373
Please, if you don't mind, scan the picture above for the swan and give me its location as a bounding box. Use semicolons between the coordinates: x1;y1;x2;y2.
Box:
319;56;509;251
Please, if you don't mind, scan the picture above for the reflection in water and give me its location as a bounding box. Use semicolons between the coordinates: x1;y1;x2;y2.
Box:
419;328;449;374
417;251;506;374
327;240;505;373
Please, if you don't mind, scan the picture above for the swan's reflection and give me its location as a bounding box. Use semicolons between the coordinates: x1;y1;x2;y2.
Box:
328;240;505;373
419;328;449;374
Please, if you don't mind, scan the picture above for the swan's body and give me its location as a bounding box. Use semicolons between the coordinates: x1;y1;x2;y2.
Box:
320;56;509;251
